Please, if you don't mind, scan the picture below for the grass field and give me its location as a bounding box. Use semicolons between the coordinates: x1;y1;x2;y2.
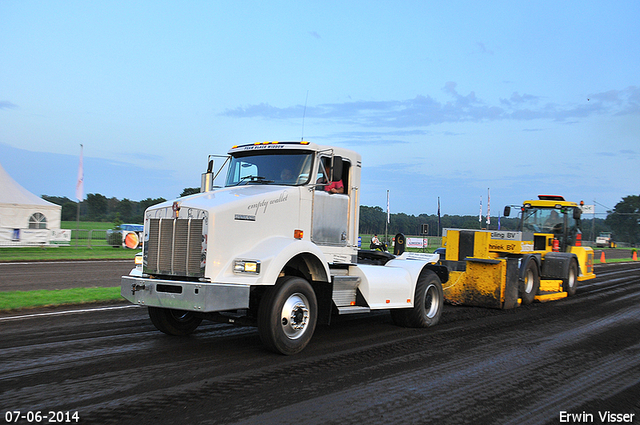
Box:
0;287;123;311
0;221;138;261
61;221;115;230
0;246;138;262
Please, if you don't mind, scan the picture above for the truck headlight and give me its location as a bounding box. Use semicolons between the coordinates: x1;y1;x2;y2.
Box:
234;260;261;274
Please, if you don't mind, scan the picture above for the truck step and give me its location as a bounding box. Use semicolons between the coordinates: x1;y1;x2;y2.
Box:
535;292;568;302
336;306;371;315
332;275;361;308
539;279;563;292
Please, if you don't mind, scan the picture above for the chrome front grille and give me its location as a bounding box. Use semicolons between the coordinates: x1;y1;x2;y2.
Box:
145;218;204;277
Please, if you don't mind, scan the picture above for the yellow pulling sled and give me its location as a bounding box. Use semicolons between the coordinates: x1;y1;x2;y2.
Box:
440;195;595;309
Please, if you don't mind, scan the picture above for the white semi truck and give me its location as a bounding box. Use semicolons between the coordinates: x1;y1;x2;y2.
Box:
121;141;448;354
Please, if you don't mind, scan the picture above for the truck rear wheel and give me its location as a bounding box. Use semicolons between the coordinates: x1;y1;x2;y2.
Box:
148;307;202;336
520;261;540;305
562;260;579;296
258;276;318;355
391;270;444;328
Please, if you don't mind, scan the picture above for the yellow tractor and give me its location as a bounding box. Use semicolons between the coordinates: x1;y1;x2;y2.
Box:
440;195;595;309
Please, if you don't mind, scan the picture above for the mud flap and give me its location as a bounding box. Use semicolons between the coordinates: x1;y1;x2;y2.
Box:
541;252;574;279
503;258;520;309
312;280;334;326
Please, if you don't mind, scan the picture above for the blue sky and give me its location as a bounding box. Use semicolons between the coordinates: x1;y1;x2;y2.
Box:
1;1;638;218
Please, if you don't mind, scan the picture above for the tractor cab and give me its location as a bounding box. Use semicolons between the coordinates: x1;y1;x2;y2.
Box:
505;195;583;252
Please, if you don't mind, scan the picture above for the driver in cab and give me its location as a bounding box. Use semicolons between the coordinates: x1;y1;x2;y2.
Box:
318;160;344;194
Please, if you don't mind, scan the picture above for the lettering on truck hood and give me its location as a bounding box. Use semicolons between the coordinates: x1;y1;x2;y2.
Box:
245;191;289;217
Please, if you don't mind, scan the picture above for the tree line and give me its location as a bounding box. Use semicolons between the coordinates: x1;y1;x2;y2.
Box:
359;205;614;241
43;194;168;224
43;189;198;224
358;205;520;236
604;195;640;245
43;192;638;244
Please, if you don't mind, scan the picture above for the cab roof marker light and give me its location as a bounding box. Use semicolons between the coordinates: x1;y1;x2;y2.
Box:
539;195;565;201
230;141;313;149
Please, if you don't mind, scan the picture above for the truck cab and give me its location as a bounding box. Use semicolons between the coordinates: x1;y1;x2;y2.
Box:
517;195;583;252
596;232;616;248
511;195;595;281
122;141;448;355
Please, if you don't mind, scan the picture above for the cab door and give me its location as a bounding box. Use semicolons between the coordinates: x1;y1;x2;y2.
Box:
312;156;349;246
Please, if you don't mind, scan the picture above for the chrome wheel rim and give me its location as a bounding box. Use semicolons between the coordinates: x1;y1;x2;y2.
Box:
280;292;310;339
524;269;534;294
568;268;576;289
424;284;441;318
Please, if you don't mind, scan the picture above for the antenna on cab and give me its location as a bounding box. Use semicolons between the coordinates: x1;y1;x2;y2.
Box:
301;90;309;141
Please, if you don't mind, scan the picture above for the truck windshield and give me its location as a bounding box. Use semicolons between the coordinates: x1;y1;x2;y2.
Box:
225;151;314;187
522;207;575;234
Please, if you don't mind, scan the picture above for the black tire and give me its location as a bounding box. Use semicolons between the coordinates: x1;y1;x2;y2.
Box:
520;260;540;305
390;270;444;328
258;276;318;355
148;306;202;336
562;260;579;296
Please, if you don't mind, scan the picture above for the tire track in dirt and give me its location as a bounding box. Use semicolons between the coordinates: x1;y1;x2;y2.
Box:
223;295;640;425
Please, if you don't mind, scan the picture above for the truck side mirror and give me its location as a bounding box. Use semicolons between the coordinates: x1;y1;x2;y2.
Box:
503;206;511;217
201;159;215;193
331;156;343;182
573;207;581;220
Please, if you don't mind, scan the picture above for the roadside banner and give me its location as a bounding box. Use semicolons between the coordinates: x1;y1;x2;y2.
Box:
581;204;595;214
406;238;428;249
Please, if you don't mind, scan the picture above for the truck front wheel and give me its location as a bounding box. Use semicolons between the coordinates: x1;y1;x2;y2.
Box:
148;307;202;336
258;276;318;355
391;270;444;328
520;261;540;305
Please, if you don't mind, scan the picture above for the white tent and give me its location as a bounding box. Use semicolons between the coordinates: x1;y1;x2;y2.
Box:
0;162;68;246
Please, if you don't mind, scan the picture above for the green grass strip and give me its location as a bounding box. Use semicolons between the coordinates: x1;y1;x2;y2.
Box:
0;246;138;262
0;287;123;311
595;258;637;264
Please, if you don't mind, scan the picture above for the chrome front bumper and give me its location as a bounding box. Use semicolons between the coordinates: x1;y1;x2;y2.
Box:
121;275;250;312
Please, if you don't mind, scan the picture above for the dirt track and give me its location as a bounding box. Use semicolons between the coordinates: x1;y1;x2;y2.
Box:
0;260;132;292
1;262;639;424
